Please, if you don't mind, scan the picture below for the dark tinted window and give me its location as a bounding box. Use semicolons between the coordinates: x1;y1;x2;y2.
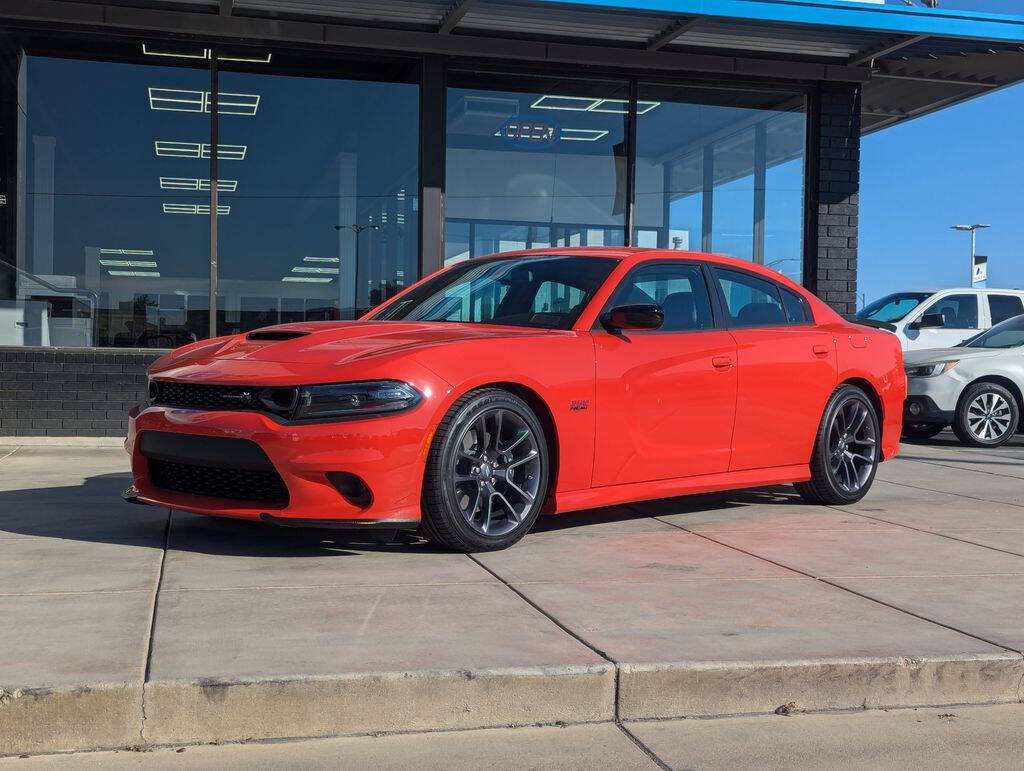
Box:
608;263;713;332
926;294;979;330
372;255;616;329
989;295;1024;326
715;269;786;328
781;287;811;323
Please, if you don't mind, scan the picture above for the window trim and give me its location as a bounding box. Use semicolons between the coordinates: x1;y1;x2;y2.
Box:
591;258;722;335
710;265;814;330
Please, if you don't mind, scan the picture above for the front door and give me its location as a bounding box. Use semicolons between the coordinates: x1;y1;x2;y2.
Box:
904;293;982;350
592;261;738;486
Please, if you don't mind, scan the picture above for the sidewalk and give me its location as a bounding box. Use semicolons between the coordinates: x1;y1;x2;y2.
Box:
2;436;1024;755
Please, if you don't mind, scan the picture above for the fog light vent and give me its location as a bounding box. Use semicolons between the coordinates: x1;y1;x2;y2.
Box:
326;472;373;509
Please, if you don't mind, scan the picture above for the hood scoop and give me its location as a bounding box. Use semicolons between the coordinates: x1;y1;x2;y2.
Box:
246;330;310;342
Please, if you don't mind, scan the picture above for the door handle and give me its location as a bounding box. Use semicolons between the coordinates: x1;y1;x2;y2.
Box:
812;344;831;357
712;355;733;370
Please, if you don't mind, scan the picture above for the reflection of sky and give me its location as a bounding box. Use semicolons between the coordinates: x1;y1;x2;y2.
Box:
25;56;419;287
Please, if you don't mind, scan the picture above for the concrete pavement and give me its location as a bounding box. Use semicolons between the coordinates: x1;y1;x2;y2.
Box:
2;434;1024;755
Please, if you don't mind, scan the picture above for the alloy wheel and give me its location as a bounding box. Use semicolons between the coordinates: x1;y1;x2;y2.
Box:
451;407;542;537
827;397;877;494
966;391;1013;442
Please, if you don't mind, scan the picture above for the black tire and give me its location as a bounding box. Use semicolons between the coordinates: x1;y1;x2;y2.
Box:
901;423;945;442
795;384;881;505
420;388;549;552
952;382;1019;448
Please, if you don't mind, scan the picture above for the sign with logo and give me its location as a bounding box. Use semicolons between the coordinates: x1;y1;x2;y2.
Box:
497;116;560;149
973;254;988;286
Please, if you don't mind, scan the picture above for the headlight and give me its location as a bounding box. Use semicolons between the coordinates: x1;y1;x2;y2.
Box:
292;380;422;421
905;361;958;378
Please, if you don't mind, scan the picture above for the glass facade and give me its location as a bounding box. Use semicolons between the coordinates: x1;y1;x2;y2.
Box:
0;37;810;349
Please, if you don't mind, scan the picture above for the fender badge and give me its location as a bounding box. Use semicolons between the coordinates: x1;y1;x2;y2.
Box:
569;399;589;412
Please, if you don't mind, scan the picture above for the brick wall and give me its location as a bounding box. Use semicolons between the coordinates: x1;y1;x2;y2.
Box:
807;81;861;319
0;348;161;437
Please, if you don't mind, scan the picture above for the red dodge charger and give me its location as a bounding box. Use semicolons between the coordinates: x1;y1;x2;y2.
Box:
125;248;905;552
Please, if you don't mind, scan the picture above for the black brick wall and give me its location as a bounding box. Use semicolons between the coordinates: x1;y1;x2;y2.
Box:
0;348;162;437
806;81;861;319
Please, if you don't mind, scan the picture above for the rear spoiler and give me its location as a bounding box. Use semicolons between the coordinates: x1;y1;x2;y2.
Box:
851;318;896;333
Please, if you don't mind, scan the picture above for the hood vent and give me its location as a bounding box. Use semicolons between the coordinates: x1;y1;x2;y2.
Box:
246;330;310;342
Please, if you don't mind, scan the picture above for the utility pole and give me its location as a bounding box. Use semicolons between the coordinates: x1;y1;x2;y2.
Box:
335;223;380;317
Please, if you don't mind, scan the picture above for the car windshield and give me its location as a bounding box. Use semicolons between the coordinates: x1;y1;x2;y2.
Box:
371;255;618;330
962;314;1024;349
856;292;931;323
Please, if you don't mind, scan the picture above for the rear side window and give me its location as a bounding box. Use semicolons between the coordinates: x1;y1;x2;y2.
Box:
989;294;1024;326
714;269;787;328
926;294;979;330
780;288;812;324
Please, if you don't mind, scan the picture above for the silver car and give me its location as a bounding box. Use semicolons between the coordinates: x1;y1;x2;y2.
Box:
903;314;1024;447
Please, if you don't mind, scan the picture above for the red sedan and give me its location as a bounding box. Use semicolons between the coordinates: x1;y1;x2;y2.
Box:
125;249;905;552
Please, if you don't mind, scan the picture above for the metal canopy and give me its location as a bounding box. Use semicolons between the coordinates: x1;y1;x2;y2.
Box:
9;0;1024;133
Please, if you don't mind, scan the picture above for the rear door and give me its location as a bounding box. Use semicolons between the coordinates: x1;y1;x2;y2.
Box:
591;261;738;486
710;267;837;472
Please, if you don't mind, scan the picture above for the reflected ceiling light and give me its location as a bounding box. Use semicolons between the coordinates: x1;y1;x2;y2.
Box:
163;203;231;215
303;257;339;263
148;89;259;116
292;266;339;275
99;259;158;268
282;276;332;283
108;270;161;277
154;141;247;160
142;45;272;64
589;98;661;115
159;177;237;192
531;95;602;111
99;248;155;256
561;128;609;142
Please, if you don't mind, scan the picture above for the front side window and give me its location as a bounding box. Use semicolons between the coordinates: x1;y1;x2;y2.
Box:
965;315;1024;349
924;294;979;330
372;255;617;330
715;268;786;328
607;263;714;332
857;292;930;324
989;294;1024;326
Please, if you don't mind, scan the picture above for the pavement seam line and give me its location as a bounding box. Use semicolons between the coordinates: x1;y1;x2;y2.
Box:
878;478;1024;510
0;446;21;463
898;455;1024;481
139;508;172;745
615;722;674;771
465;554;622;719
645;510;1024;656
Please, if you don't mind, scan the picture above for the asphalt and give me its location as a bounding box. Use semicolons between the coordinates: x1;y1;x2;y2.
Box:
2;433;1024;756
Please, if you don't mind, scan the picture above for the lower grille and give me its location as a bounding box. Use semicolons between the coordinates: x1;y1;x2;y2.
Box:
148;458;289;505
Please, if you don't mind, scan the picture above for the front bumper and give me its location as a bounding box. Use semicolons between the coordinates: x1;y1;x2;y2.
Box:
903;394;954;425
126;399;439;526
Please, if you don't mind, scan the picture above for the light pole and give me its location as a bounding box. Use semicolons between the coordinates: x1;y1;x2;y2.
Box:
950;224;990;286
335;223;380;317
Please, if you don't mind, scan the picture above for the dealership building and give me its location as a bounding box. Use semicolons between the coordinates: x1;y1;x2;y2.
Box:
1;0;1023;436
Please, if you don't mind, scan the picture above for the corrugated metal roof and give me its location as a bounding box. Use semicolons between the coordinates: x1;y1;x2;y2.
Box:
461;0;667;43
233;0;451;26
665;19;882;59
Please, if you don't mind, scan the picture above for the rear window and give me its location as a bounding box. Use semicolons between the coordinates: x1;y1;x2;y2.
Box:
780;288;812;324
989;294;1024;326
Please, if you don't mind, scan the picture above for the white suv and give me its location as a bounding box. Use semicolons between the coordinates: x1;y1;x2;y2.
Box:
857;288;1024;351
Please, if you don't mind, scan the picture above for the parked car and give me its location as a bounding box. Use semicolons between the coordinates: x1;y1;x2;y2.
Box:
903;313;1024;447
857;288;1024;351
125;248;905;552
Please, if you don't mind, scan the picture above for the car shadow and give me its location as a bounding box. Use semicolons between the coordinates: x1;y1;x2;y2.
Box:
0;472;801;555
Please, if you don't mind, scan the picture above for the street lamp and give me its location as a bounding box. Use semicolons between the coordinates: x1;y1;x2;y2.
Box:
334;223;380;316
950;224;990;286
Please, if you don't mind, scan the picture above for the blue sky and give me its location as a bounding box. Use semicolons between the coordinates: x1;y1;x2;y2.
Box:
859;0;1024;304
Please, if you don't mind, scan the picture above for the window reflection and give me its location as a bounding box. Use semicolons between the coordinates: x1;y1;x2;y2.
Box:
444;73;628;265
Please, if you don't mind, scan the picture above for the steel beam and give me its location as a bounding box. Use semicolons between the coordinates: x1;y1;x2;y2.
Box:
847;34;927;67
438;0;475;34
646;17;700;51
872;71;999;88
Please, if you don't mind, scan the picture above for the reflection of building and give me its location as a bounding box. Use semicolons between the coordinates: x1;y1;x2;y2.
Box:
1;0;1024;434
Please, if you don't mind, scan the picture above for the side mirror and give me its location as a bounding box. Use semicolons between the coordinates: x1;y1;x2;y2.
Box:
912;312;945;330
600;304;665;332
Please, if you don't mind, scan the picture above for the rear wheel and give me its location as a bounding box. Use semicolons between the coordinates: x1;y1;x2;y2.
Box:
420;388;548;552
953;382;1019;448
795;384;880;505
902;423;945;442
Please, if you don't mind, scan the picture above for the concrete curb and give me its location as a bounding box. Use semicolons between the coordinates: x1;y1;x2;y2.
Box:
0;437;126;448
4;655;1023;756
618;653;1024;719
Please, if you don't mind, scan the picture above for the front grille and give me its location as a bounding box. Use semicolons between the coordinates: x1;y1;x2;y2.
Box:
148;458;289;505
151;380;261;411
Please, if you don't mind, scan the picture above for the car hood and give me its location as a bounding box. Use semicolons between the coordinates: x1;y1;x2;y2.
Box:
150;321;555;382
903;347;1007;366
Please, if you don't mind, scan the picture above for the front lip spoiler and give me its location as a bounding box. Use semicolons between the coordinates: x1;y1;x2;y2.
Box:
259;513;420;530
122;485;154;506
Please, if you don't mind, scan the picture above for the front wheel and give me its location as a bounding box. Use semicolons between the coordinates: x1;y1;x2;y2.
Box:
952;382;1019;448
420;388;548;552
795;384;881;505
